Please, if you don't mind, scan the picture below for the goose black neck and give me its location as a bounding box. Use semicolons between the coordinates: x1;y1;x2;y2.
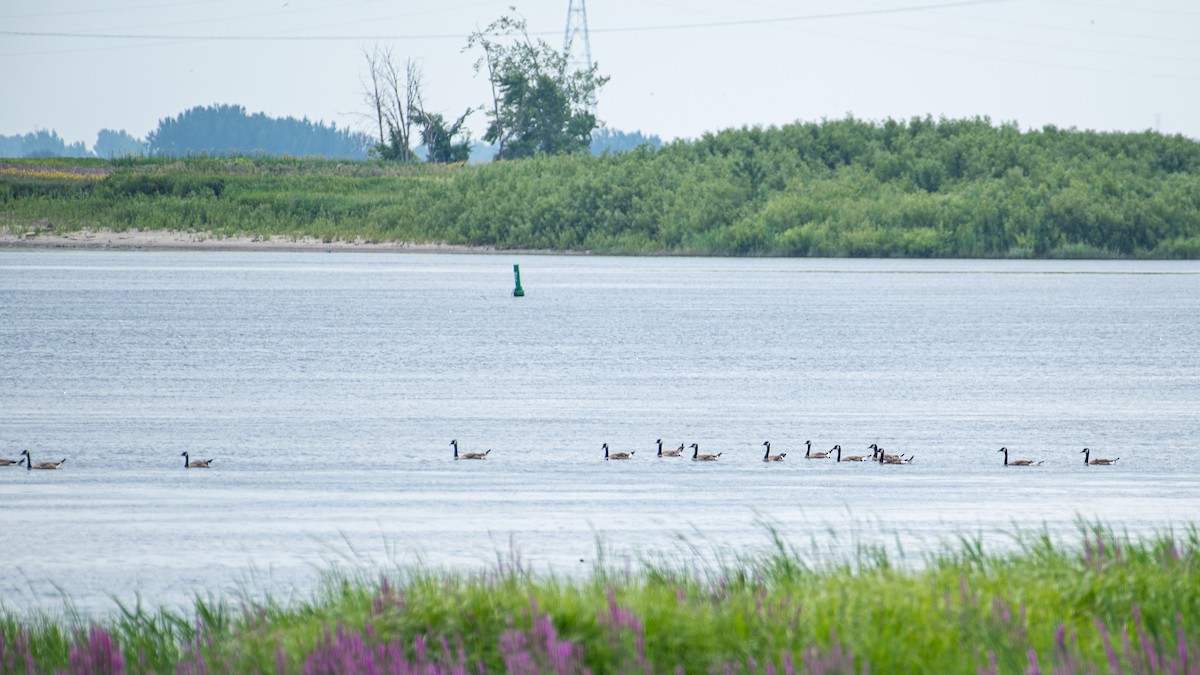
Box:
656;439;663;457
763;442;770;458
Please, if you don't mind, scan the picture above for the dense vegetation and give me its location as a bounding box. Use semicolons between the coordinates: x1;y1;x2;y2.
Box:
1;525;1196;673
3;116;1199;258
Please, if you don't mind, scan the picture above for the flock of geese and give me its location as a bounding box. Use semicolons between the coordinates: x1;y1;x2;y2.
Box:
997;446;1119;466
596;440;914;463
464;439;1120;467
453;439;907;463
0;450;214;470
0;442;1121;471
450;439;902;463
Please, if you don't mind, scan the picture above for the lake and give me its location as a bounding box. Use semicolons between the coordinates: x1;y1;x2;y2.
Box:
1;250;1197;617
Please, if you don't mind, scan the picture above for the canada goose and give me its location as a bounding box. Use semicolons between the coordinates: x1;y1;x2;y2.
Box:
451;439;489;460
604;443;633;460
869;443;905;462
878;446;912;461
657;439;682;457
690;443;721;461
0;457;20;467
836;445;869;462
1081;447;1119;465
804;441;831;459
762;441;785;462
19;450;65;470
998;447;1041;467
180;451;213;468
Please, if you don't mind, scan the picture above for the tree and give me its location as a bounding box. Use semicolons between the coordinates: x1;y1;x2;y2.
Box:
415;109;474;164
362;45;423;162
466;9;608;160
94;129;148;158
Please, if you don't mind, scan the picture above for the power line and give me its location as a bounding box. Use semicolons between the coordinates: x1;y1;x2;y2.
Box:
1;0;1014;41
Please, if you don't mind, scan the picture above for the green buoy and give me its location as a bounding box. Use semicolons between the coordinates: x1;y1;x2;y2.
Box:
512;264;525;297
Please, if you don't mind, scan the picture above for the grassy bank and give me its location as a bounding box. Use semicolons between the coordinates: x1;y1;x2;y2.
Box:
3;117;1199;258
2;524;1197;674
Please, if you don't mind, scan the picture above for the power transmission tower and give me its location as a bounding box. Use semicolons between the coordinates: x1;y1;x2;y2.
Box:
563;0;594;75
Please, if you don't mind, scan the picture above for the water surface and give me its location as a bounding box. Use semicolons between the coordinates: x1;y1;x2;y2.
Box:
2;251;1197;615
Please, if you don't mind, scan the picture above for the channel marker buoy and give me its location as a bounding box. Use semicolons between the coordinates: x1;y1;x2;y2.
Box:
512;264;525;297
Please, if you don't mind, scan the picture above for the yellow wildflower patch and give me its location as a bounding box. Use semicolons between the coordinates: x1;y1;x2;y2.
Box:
0;165;110;181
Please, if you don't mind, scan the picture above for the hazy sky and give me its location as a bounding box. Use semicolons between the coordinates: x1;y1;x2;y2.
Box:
3;0;1198;149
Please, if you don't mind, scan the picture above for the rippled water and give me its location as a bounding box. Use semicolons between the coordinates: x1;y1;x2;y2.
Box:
1;251;1198;616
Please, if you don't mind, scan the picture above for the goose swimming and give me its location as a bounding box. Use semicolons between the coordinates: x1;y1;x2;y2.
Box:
877;450;913;465
804;441;831;459
604;443;633;460
19;450;65;470
451;439;489;460
762;441;785;462
1081;447;1118;465
690;443;721;462
998;447;1041;467
657;439;682;457
181;452;213;468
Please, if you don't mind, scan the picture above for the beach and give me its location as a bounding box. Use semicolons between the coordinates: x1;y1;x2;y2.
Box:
0;226;497;253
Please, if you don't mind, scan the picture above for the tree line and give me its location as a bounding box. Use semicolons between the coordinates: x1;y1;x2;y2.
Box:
0;110;365;160
0;111;660;162
147;104;371;159
0;129;145;159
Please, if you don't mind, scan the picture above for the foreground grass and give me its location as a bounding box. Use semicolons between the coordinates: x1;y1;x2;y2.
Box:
2;524;1198;674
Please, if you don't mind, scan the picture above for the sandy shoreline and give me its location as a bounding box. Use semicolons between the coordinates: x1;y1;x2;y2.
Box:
0;228;514;254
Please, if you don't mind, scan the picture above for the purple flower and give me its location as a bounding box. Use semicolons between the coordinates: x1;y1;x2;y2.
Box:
66;627;124;675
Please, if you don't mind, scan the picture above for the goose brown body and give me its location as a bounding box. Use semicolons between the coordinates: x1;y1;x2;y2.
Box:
762;441;785;462
836;445;869;462
690;443;721;461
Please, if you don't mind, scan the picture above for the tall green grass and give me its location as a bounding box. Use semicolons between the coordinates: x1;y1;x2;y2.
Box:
2;523;1197;673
